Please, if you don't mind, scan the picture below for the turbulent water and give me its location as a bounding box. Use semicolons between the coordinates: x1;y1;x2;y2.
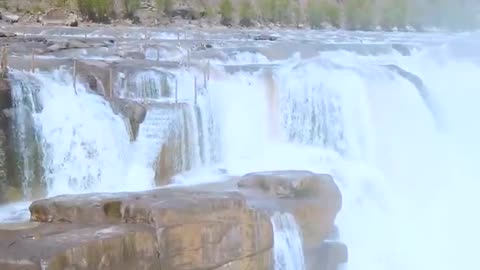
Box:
1;28;480;270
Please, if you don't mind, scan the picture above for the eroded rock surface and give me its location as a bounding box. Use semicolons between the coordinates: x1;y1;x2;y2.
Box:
1;170;345;270
22;188;274;270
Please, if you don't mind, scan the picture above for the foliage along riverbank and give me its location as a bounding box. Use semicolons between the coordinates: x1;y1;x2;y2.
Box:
1;0;479;31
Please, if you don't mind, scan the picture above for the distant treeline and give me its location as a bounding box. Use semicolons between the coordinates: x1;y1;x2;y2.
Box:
19;0;480;30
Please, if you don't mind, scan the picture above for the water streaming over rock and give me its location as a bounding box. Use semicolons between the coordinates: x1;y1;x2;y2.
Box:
271;212;306;270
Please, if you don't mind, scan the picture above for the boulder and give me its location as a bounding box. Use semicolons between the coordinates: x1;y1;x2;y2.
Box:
64;13;79;27
253;35;278;41
27;188;274;270
3;14;20;24
0;32;16;38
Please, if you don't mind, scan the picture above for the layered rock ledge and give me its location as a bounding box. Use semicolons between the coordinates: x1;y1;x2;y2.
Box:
0;170;346;270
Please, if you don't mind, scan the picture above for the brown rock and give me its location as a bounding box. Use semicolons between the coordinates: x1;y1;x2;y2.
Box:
238;170;341;200
3;14;20;24
108;98;147;141
28;188;274;270
0;223;160;270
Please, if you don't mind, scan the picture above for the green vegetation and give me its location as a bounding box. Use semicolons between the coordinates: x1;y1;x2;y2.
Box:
380;0;408;30
307;0;340;28
345;0;375;30
239;0;255;26
55;0;68;8
78;0;112;23
291;1;302;26
219;0;233;26
258;0;291;24
0;0;478;31
156;0;173;16
123;0;141;19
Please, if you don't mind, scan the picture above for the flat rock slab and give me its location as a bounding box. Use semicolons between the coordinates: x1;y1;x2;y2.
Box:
27;188;273;270
0;223;159;270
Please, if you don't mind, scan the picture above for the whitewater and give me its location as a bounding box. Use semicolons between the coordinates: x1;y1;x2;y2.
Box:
0;29;479;270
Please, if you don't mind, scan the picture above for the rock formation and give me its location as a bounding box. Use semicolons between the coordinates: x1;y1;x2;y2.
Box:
0;170;346;270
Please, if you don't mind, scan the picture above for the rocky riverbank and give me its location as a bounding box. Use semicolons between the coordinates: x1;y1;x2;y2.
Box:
0;170;347;270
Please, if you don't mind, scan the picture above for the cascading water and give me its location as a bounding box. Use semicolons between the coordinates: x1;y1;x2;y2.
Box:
0;28;479;270
10;69;156;197
198;34;480;270
271;212;306;270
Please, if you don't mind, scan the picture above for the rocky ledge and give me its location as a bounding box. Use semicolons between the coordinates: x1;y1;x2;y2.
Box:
0;170;347;270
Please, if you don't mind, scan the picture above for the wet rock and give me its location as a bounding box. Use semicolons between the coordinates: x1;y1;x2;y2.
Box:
253;34;278;41
117;51;146;60
193;43;213;51
0;32;16;38
305;241;348;270
155;134;180;186
153;103;196;185
3;14;20;24
44;40;90;53
108;98;147;141
27;188;274;270
0;77;15;203
238;170;341;199
42;39;108;53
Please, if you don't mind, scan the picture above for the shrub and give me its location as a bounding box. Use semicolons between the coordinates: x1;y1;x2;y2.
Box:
156;0;173;16
219;0;233;26
292;1;303;25
123;0;141;19
239;0;255;27
307;0;341;28
78;0;112;23
258;0;290;24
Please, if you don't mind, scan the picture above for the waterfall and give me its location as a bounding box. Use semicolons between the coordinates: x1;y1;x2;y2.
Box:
10;69;156;197
271;212;306;270
1;29;480;270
